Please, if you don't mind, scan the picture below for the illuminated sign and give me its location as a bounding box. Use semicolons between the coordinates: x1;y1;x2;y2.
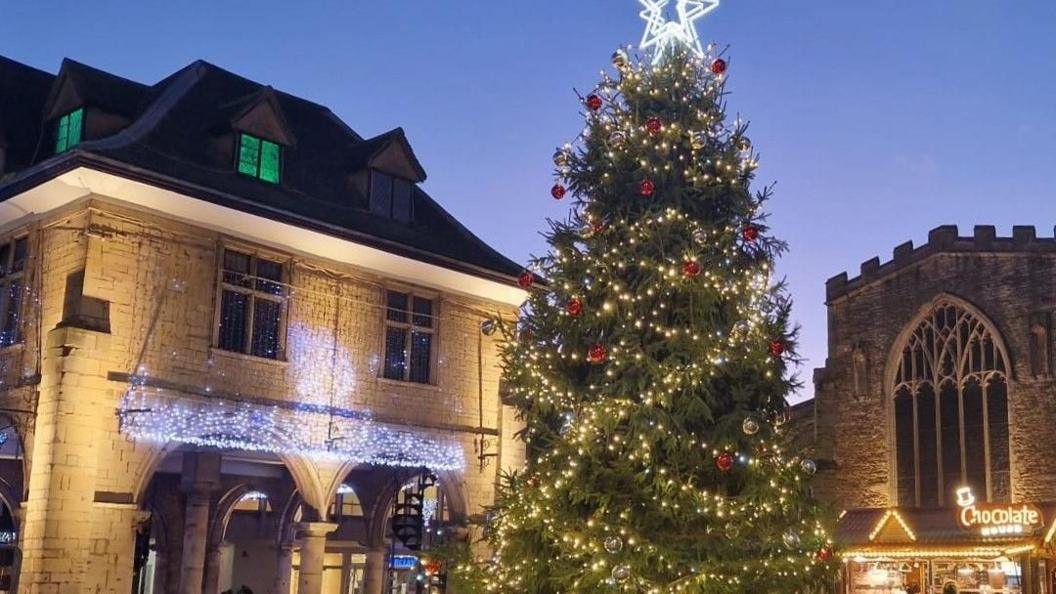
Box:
956;487;1042;537
390;555;418;570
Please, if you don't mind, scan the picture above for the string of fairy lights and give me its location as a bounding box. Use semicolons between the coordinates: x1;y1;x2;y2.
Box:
471;31;834;594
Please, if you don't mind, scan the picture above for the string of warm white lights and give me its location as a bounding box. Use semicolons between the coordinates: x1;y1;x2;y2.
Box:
461;32;834;594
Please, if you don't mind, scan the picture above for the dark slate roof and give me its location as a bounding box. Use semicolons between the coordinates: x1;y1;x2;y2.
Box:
0;56;523;284
0;56;54;174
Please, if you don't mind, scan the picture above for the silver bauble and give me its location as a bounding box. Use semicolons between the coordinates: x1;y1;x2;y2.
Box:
604;536;624;554
742;416;760;436
737;136;752;153
611;49;630;70
609;130;627;147
782;531;801;549
480;320;498;336
801;459;818;475
611;565;631;583
724;523;741;539
553;149;570;168
690;131;708;150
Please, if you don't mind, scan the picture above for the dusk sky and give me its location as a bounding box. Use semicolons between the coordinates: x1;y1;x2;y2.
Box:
4;0;1056;400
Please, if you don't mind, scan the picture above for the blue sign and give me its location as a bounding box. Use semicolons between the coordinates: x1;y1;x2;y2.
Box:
390;555;417;570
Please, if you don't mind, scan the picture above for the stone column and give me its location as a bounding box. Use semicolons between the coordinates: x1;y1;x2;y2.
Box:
178;453;220;594
19;327;115;592
361;545;387;594
295;522;337;594
202;544;223;594
152;546;169;594
274;543;294;594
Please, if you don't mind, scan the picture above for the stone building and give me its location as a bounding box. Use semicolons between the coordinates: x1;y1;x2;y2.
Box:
810;224;1056;594
0;55;527;594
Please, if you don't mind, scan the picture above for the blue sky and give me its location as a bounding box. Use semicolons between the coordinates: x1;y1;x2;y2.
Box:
4;1;1056;400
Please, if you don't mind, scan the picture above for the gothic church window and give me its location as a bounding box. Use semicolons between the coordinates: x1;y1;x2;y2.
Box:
892;300;1010;507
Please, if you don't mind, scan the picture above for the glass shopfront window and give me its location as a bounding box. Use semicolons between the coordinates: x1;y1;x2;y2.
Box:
930;560;1021;594
848;561;924;594
848;559;1023;594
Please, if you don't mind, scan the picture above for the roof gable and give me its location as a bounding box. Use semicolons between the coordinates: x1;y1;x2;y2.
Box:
870;510;917;544
350;128;426;183
231;87;296;146
44;71;85;121
44;59;149;122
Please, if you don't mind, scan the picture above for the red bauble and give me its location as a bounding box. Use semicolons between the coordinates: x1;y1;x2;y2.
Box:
816;547;833;562
683;260;701;277
768;340;785;357
742;225;760;242
646;117;663;134
716;452;735;472
518;270;534;289
424;559;443;575
710;58;728;75
592;220;608;234
551;184;567;200
640;178;656;197
587;344;608;364
586;94;603;111
566;298;583;317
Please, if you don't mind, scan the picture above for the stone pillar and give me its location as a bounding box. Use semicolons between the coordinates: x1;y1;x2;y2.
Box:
178;453;220;594
19;327;117;593
295;522;337;594
201;544;223;594
274;543;294;594
361;545;387;594
153;546;169;594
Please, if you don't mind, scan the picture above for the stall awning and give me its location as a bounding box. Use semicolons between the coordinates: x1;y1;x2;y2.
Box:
836;504;1056;559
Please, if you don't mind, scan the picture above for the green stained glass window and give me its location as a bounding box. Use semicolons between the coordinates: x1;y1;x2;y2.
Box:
260;140;280;183
237;133;281;184
54;108;84;154
238;134;261;176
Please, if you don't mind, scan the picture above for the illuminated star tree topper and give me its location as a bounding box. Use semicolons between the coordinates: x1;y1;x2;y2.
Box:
638;0;719;64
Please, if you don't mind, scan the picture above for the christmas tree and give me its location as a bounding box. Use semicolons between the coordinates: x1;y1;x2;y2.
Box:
461;26;836;594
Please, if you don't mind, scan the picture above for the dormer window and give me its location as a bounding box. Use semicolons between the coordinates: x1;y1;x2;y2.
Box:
54;108;84;154
370;171;413;223
237;133;281;184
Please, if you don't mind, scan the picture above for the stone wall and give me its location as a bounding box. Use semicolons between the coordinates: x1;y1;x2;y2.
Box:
813;225;1056;509
6;196;525;591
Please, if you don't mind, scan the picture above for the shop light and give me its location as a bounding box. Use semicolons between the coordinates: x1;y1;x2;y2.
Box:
868;510;917;542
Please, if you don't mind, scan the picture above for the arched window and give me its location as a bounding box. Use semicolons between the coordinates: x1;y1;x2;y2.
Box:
892;300;1010;507
330;483;364;518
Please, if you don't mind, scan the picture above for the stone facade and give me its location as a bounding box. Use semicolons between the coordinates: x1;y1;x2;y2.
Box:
0;195;526;593
812;224;1056;510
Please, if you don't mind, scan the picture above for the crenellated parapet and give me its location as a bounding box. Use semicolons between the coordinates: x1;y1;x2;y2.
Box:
826;225;1056;301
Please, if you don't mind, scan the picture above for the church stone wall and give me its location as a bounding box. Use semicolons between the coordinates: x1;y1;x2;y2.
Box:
814;225;1056;509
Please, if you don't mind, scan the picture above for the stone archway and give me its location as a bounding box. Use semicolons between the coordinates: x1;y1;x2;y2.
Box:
0;414;26;593
134;447;321;594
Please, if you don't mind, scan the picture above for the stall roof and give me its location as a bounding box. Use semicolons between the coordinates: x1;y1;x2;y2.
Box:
836;506;1056;559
